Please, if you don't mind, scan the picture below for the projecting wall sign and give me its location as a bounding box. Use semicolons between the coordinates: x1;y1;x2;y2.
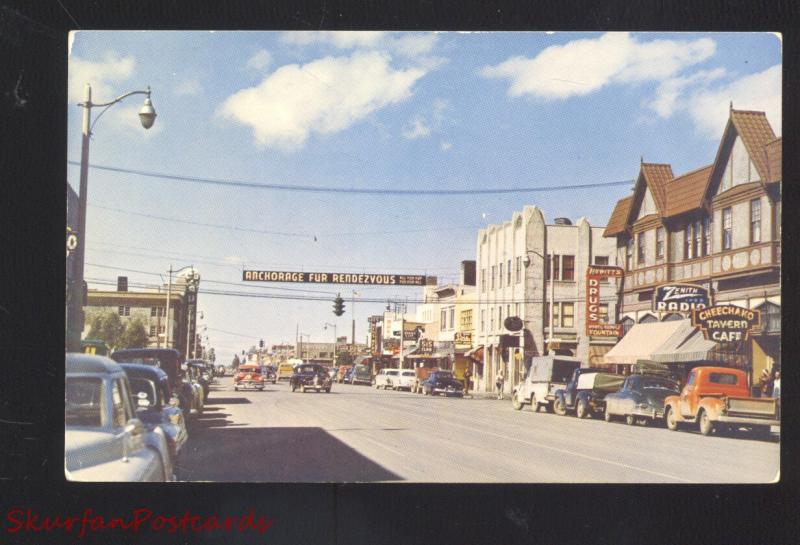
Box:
691;304;761;342
243;270;426;286
586;265;624;337
653;283;710;312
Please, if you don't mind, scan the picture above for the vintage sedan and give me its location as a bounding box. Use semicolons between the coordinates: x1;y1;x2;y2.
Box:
393;370;417;391
604;374;681;426
65;353;170;482
120;363;188;460
421;371;464;397
290;364;332;393
234;364;267;391
374;368;400;389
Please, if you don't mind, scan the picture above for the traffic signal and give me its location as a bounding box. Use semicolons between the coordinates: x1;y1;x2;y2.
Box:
333;294;345;316
259;339;264;348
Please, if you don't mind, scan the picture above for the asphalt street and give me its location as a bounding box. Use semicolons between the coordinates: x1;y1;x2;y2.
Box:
176;379;780;483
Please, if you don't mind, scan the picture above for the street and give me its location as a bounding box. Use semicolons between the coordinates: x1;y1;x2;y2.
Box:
176;379;780;483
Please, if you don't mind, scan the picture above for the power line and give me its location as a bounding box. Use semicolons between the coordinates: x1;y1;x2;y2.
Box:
69;160;635;196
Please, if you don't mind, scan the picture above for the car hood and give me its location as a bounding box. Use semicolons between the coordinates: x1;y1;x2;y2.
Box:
65;429;123;472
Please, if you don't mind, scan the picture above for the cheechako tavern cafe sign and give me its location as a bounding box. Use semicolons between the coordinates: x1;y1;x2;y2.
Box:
691;304;761;342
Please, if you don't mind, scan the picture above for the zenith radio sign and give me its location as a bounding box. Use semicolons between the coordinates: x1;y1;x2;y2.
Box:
243;270;426;286
653;283;710;312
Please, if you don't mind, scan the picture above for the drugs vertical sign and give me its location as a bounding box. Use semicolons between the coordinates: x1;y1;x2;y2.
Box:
586;265;624;337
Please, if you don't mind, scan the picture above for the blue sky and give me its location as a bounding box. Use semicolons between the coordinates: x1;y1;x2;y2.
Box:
67;31;781;363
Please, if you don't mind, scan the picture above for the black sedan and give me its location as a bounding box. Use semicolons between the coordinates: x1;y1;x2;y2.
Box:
604;374;681;425
421;371;464;397
290;364;332;393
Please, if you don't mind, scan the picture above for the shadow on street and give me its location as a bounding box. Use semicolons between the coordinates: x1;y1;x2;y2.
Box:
204;397;252;405
176;426;403;482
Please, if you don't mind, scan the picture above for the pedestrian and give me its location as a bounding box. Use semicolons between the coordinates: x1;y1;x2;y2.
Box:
772;368;780;399
464;367;472;397
496;369;505;400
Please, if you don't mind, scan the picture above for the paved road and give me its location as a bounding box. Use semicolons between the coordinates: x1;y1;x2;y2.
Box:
176;379;779;483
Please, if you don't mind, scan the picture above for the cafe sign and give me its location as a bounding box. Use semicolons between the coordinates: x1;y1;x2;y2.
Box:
654;283;709;312
586;265;624;337
691;304;761;342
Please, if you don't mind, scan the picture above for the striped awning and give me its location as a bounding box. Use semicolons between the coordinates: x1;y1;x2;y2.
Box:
651;322;716;363
604;320;687;364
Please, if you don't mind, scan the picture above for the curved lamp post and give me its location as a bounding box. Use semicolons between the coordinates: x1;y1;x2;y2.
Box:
67;83;156;352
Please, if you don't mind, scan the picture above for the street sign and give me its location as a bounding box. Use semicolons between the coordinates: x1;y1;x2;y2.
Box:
503;316;523;332
243;270;426;286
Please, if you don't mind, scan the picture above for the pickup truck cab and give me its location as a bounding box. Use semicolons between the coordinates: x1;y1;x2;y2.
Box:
553;368;625;419
663;366;780;437
512;355;581;412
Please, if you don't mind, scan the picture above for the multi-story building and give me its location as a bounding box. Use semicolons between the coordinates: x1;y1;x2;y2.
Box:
603;107;781;381
474;208;618;395
82;274;199;359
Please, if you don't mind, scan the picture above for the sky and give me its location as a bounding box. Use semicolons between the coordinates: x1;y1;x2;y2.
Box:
67;31;781;365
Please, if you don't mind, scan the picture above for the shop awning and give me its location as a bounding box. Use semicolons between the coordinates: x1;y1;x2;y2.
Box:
650;321;716;363
604;320;686;364
465;345;484;362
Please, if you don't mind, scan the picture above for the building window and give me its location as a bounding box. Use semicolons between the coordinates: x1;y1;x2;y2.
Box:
498;306;503;328
481;269;486;293
546;303;561;328
621;317;634;338
480;309;485;332
562;303;574;328
150;306;165;317
515;256;522;284
626;238;634;270
656;227;665;260
551;255;560;280
722;207;732;250
685;224;693;260
507;259;512;285
490;308;495;331
118;306;130;316
498;263;503;288
441;309;447;329
694;219;702;258
750;198;761;244
515;302;520;318
703;216;712;256
637;233;645;265
491;266;496;290
449;307;455;330
149;325;157;336
562;255;575;281
461;309;473;329
594;256;609;266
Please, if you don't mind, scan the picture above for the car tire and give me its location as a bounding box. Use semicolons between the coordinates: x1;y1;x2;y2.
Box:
528;395;536;412
698;409;714;436
665;406;679;431
291;383;296;392
512;393;523;410
301;385;306;393
576;399;588;419
545;402;555;414
234;386;238;391
625;414;636;426
554;398;567;416
604;408;613;422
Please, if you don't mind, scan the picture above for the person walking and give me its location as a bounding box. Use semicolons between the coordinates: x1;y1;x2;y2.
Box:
495;368;505;400
463;367;472;398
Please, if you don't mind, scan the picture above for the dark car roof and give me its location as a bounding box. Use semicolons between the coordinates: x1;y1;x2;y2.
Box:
66;352;124;375
119;363;169;381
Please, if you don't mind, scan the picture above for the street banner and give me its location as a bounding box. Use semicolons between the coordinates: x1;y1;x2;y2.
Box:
653;283;710;312
585;265;624;337
243;270;426;286
692;304;761;342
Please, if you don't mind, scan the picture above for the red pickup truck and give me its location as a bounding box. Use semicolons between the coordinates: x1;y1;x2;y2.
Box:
663;366;780;437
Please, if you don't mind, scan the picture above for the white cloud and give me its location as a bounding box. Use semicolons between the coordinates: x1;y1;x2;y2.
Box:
280;31;438;59
69;51;136;103
480;32;716;100
403;116;431;139
218;52;428;151
440;141;452;151
174;78;203;97
683;65;781;138
647;68;727;118
245;49;273;71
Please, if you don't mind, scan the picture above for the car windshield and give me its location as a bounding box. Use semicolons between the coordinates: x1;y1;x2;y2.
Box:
640;378;679;391
387;371;399;376
435;372;453;379
298;366;318;373
402;371;415;377
65;377;102;427
129;377;159;408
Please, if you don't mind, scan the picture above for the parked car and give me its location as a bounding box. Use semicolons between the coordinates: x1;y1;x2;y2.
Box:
216;364;226;377
65;353;170;482
111;348;202;421
263;365;278;384
120;363;188;460
553;368;625;419
603;374;681;426
421;370;464;397
234;364;267;391
412;366;438;394
374;368;400;389
277;362;296;381
349;364;372;385
663;366;780;437
337;365;353;383
512;355;581;412
186;360;211;401
394;370;417;391
290;364;332;393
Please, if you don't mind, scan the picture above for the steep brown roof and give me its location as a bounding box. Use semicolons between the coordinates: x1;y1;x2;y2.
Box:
765;137;782;183
730;109;777;181
603;195;633;237
663;164;713;218
640;163;673;215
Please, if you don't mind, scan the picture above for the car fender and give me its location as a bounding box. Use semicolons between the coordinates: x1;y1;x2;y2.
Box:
697;397;725;422
554;390;566;406
663;397;684;422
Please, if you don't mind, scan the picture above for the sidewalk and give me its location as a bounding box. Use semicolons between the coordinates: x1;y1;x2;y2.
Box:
463;390;508;401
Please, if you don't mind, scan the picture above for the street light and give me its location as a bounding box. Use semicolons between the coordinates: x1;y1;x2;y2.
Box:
324;322;337;365
523;250;554;355
66;83;157;352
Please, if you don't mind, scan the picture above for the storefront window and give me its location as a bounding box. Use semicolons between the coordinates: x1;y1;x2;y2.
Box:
562;303;574;328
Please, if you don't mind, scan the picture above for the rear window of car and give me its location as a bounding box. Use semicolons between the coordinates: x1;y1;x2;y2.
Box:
402;371;415;377
709;373;738;385
129;377;159;408
66;378;103;427
387;371;399;376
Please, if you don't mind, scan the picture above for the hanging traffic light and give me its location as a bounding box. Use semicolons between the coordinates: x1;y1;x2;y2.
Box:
333;294;345;316
259;339;264;349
